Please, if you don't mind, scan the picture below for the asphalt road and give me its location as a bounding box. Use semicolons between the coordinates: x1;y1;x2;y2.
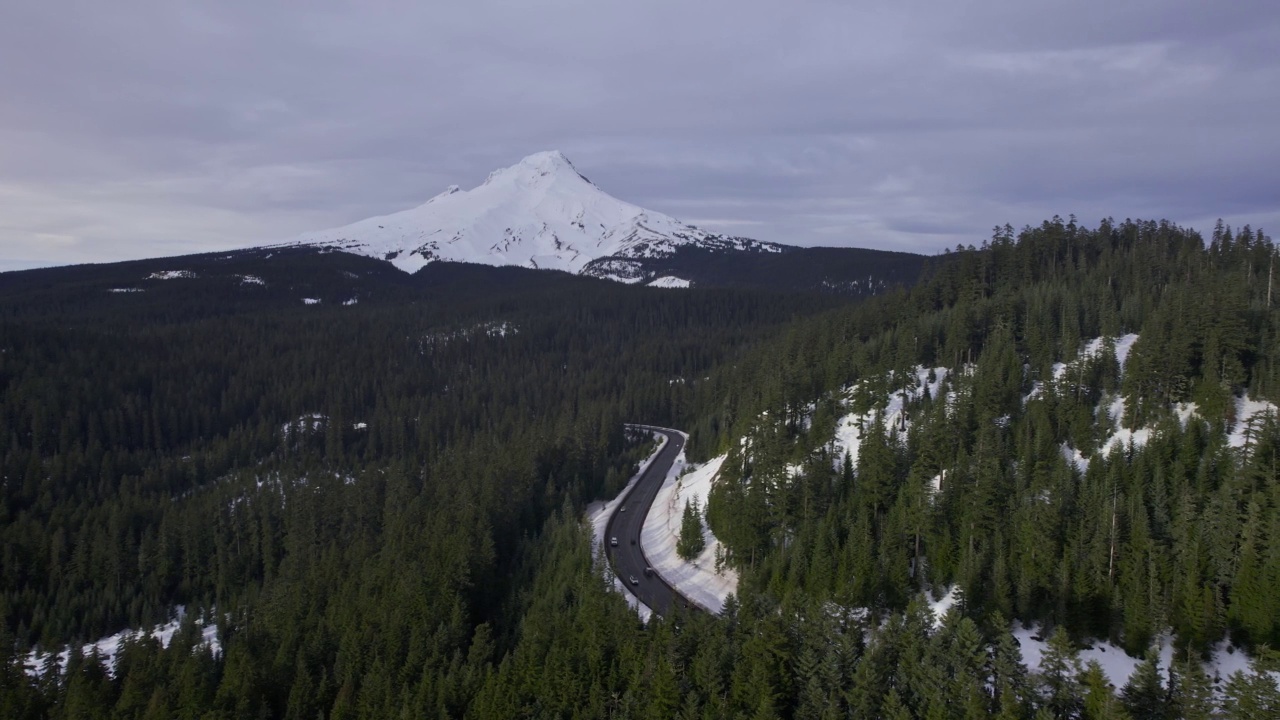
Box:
606;425;692;616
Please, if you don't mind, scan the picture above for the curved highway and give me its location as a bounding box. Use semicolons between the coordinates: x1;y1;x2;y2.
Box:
606;425;693;616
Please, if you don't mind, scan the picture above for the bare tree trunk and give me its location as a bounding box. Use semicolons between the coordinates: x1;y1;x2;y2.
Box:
1268;251;1274;307
1107;489;1118;585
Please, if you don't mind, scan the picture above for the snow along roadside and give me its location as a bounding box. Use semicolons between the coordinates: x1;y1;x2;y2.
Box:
585;431;668;621
640;441;739;614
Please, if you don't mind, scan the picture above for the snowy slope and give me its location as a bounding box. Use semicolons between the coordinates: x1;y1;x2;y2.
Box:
287;151;780;274
25;607;219;677
640;443;739;613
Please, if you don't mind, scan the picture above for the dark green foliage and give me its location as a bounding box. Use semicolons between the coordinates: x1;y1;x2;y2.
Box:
1221;663;1280;719
700;218;1280;668
0;251;838;648
1039;627;1084;719
1081;661;1128;720
0;247;862;716
676;497;705;561
1120;648;1169;720
3;218;1278;717
1169;655;1215;720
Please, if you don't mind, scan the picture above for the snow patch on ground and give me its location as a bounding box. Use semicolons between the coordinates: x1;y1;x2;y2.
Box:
1012;625;1279;694
832;412;864;470
596;273;645;284
647;276;690;288
1085;395;1274;458
1098;395;1153;456
24;608;220;677
238;274;265;285
107;287;144;293
1054;333;1140;383
1080;333;1141;370
1013;624;1159;689
1113;333;1140;369
302;297;321;305
1057;354;1270;470
1051;334;1202;465
1174;402;1198;426
832;366;949;470
1052;362;1069;382
147;270;196;280
485;321;516;338
641;451;738;613
421;321;518;349
342;297;358;306
1024;380;1044;404
282;412;326;437
927;586;959;628
1061;443;1090;474
1227;394;1278;449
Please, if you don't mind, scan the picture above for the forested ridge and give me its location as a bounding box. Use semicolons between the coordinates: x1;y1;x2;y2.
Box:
694;217;1280;716
3;221;1280;718
699;218;1280;643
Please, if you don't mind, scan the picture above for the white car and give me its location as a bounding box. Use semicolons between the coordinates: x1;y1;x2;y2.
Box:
629;575;639;586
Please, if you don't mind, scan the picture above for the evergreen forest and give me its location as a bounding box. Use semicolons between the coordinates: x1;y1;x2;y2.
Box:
2;219;1280;718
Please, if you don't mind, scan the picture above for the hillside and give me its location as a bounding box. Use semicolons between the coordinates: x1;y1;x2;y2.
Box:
3;218;1279;718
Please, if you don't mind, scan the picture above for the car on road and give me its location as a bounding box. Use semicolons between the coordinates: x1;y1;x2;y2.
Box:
644;567;654;577
610;536;618;546
620;505;626;512
629;575;639;586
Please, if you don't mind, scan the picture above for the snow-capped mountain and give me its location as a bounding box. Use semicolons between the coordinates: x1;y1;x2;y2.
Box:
287;151;782;278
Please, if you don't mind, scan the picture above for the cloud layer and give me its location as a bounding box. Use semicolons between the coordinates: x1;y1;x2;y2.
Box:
3;1;1278;269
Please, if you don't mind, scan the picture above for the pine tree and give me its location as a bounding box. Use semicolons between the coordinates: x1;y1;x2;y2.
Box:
1081;661;1126;720
1221;667;1280;719
990;614;1033;718
1120;648;1168;720
1038;626;1084;719
1170;655;1215;720
880;687;914;720
677;496;706;561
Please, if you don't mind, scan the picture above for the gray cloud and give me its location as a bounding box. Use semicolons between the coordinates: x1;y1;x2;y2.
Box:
2;0;1278;269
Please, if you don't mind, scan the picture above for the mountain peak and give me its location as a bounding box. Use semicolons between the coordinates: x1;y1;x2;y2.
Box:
288;152;780;276
518;149;574;170
484;150;593;187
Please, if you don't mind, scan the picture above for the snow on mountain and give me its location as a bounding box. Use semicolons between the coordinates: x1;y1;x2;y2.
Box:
286;151;780;274
648;276;691;288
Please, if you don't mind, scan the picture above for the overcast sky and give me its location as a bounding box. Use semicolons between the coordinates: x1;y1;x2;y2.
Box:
2;1;1278;271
